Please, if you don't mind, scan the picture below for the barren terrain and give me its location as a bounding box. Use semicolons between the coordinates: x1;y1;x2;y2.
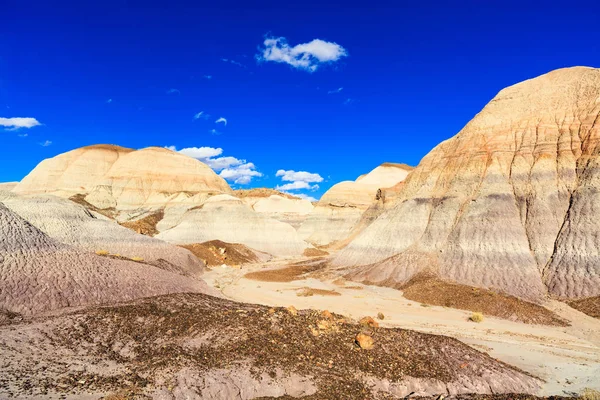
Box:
204;257;600;396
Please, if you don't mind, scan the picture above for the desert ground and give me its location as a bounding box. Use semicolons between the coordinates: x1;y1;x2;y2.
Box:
204;255;600;396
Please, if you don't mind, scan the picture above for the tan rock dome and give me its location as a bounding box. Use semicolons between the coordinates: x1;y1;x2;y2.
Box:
13;145;232;213
334;66;600;301
298;163;412;246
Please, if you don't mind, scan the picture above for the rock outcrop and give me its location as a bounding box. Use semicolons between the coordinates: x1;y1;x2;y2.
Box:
13;145;232;218
334;66;600;301
298;163;412;247
2;194;205;277
156;195;308;257
237;190;314;229
0;203;209;316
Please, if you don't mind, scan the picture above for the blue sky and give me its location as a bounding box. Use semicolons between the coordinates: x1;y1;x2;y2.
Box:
1;0;599;200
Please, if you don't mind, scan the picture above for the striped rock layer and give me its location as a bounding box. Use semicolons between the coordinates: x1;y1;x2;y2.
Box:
334;67;600;301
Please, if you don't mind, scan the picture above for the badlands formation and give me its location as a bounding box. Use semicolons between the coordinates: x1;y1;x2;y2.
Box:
335;66;600;302
2;67;600;398
298;163;412;247
13;145;232;218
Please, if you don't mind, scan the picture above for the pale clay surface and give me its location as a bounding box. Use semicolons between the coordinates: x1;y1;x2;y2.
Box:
334;67;600;301
0;203;210;316
2;193;205;277
156;195;309;257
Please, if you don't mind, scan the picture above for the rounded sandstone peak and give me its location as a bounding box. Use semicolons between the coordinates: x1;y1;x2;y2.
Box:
334;66;600;301
13;144;233;211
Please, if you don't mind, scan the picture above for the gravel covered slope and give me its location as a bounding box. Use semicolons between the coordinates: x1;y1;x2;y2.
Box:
0;293;541;399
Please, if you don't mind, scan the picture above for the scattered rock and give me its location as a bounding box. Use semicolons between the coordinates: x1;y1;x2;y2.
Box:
377;312;385;320
320;310;333;320
286;306;298;316
355;333;374;350
359;316;379;328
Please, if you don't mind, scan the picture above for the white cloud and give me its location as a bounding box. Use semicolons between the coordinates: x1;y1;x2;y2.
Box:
39;140;52;147
0;117;42;130
275;181;319;191
166;146;262;184
167;88;181;95
328;87;343;94
209;128;222;135
343;98;354;105
215;117;227;126
204;75;212;79
106;98;113;103
204;156;243;171
167;146;223;159
220;162;262;184
276;169;323;183
275;169;323;193
193;111;209;120
257;36;348;72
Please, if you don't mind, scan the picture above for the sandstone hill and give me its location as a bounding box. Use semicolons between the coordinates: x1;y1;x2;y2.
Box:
237;189;315;228
12;145;232;219
156;194;309;256
0;203;210;316
298;163;412;247
333;66;600;301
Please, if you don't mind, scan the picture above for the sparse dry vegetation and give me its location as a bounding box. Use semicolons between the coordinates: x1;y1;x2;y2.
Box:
580;388;600;400
130;256;144;262
95;249;109;256
470;312;484;323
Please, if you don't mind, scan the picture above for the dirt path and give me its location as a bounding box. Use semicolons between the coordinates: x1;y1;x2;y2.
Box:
203;258;600;396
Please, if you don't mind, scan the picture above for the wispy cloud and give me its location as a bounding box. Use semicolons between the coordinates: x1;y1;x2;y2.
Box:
257;36;348;72
328;87;343;94
204;75;212;79
166;145;262;185
209;129;222;135
166;88;181;95
343;98;355;105
215;117;227;126
222;58;246;68
193;111;210;120
106;99;113;104
39;140;52;147
0;117;42;131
